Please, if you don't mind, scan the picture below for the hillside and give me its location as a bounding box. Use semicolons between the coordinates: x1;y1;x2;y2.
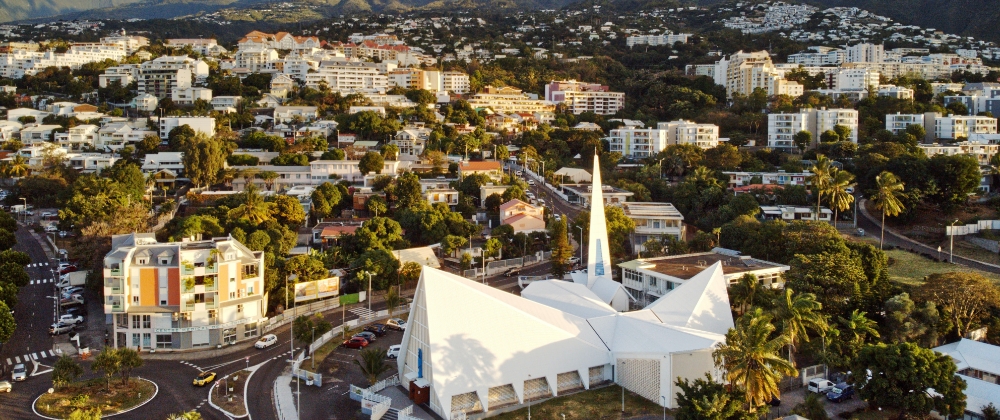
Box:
803;0;1000;43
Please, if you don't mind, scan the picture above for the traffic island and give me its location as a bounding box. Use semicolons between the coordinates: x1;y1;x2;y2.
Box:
210;370;250;418
33;377;157;419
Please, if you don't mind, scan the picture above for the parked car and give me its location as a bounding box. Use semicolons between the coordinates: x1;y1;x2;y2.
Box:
525;192;535;200
58;314;84;325
44;224;58;232
193;371;217;386
386;345;402;359
354;331;377;343
342;337;369;349
385;319;406;331
856;228;865;236
61;286;84;295
364;324;387;337
807;378;835;394
11;364;26;382
503;267;521;277
568;257;581;266
528;180;535;186
0;381;11;393
826;383;855;402
516;171;523;176
58;265;77;275
58;231;69;238
64;306;86;318
48;322;74;335
537;199;546;206
40;212;54;218
554;214;561;222
255;334;278;349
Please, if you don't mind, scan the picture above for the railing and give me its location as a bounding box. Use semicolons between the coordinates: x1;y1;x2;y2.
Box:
182;265;194;275
109;268;123;276
205;265;218;274
366;375;400;394
398;406;415;420
205;280;218;292
370;400;391;420
183;301;195;311
182;279;195;293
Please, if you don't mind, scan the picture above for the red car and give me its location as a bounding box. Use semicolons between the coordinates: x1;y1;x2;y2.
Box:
59;265;77;275
342;337;369;349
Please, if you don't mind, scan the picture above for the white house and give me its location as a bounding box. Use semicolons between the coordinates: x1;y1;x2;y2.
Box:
141;152;185;174
158;116;215;139
933;339;1000;420
621;202;685;254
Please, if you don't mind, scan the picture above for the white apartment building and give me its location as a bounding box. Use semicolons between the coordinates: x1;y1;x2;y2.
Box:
619;249;790;306
67;153;118;173
760;205;832;222
468;86;555;114
655;120;720;149
103;233;266;350
171;87;213;105
767;108;858;149
138;56;209;100
788;47;845;66
877;85;914;100
846;43;884;63
832;68;879;91
625;33;691;47
885;112;940;141
607;120;720;157
19;124;62;145
714;51;803;98
303;62;389;93
58;124;99;151
392;125;431;161
273;106;318;123
234;47;279;73
442;71;471;94
935;116;998;140
931;82;964;95
158;116;215;139
98;122;156;151
230;160;405;190
165;39;228;56
621;202;685;254
238;31;321;51
544;80;624;115
387;68;443;92
0;44;127;78
99;64;139;88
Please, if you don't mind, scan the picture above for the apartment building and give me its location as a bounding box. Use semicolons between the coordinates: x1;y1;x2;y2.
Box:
442;71;471;94
171;87;213;105
0;44;127;78
98;64;139;88
228;160;405;190
137;56;209;99
57;124;99;151
788;46;845;66
885;112;940;140
19;124;62;145
165;39;228;56
656;120;720;149
607;120;720;158
713;51;804;98
392;125;431;161
722;170;811;188
877;85;914;100
238;31;321;51
158;116;215;139
935;116;998;140
303;62;389;93
625;33;691;47
234;47;279;73
100;32;149;54
846;43;884;63
273;106;318;123
832;68;879;91
543;80;625;115
767;108;858;149
103;233;265;350
98;122;156;151
141;152;185;174
621;202;685;254
67;153;118;173
467;86;555;114
619;248;789;306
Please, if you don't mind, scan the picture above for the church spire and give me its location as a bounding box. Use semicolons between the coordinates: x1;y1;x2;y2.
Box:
586;153;613;287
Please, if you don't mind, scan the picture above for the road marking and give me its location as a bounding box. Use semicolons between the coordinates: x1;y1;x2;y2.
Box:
31;353;38;360
5;358;9;365
14;356;20;363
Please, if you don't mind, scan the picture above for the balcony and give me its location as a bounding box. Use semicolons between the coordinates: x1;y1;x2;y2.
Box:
182;264;195;276
109;268;124;276
205;265;218;275
183;300;195;311
182;277;196;293
106;296;125;313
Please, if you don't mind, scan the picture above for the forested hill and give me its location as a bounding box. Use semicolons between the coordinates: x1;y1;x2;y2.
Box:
795;0;998;43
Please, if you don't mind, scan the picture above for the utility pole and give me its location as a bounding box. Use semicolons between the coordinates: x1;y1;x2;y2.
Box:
950;219;960;263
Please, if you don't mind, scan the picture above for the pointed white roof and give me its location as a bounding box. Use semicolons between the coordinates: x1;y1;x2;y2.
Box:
586;154;613;286
644;262;735;336
521;280;617;319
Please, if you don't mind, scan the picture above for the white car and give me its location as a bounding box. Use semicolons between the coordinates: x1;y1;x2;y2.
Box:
537;199;546;206
11;364;26;382
386;345;402;359
807;378;835;394
528;180;535;186
58;314;84;325
40;212;54;218
255;334;278;349
44;225;58;232
525;192;535;200
568;257;581;265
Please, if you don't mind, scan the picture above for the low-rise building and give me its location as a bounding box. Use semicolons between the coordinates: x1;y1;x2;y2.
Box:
933;339;1000;420
935;116;998;140
467;86;555;114
619;248;790;306
273;106;318;123
98;122;156;152
722;170;810;189
767;108;858;149
559;184;633;207
141;152;185;175
543;80;624;115
392;125;431;161
458;160;503;181
499;199;546;234
158;116;215;139
103;233;266;350
885;112;940;141
621;202;685;254
759;205;832;222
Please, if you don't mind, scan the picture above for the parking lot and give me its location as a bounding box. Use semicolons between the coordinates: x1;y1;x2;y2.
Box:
765;383;868;418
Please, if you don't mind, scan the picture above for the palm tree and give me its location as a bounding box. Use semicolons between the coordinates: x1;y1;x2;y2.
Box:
5;155;29;178
838;309;879;346
808;154;833;218
728;273;765;314
713;308;797;410
825;168;855;228
384;287;401;318
239;167;259;188
871;171;906;250
686;166;723;190
772;288;828;365
355;346;392;386
227;184;272;224
259;170;279;191
218;168;237;189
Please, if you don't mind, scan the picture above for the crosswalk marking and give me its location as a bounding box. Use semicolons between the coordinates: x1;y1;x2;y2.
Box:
14;356;20;363
6;351;56;365
5;358;9;365
31;353;38;360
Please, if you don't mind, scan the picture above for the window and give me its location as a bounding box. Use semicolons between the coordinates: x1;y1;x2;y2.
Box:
142;315;151;329
244;322;258;338
156;334;172;349
159;257;170;265
243;264;259;278
223;328;236;344
116;314;128;328
142;333;151;348
133;295;139;303
230;292;236;299
208;310;217;319
132;333;140;347
237;304;243;313
137;258;147;265
193;293;205;303
131;315;140;329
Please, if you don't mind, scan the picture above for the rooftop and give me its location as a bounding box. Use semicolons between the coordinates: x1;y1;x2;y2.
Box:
620;202;684;219
620;251;787;280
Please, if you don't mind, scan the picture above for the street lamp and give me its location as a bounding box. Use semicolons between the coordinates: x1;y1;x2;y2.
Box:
286;273;297;358
527;374;532;420
19;197;26;224
367;272;373;312
950;219;960;263
660;396;666;420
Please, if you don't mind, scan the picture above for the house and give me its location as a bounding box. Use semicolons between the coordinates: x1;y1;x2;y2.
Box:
933;339;1000;420
66;153;118;173
458;160;503;181
499;199;546;234
559;184;633;207
759;205;832;222
19;124;62;145
312;222;362;249
158;116;215;139
273;106;318;123
619;248;790;306
392;125;431;161
480;183;509;207
621;202;685;254
97;123;155;152
59;124;99;151
132;94;159;112
553;167;592;184
141;152;185;175
722;170;811;189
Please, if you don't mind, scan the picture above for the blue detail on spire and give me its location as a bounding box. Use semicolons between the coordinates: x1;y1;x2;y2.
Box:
595;240;605;276
418;348;423;378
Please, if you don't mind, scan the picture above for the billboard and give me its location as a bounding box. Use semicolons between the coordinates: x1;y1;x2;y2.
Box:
293;277;340;303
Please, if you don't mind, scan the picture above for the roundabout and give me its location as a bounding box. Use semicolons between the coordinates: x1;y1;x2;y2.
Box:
32;377;158;419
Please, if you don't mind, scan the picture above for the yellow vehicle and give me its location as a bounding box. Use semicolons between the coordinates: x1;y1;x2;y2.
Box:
193;371;217;386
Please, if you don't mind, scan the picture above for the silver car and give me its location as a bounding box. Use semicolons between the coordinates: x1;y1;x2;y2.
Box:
11;364;25;382
0;380;11;393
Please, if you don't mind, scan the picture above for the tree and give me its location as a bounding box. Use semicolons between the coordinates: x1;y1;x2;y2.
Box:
321;148;345;160
4;155;29;178
918;272;1000;338
0;301;13;344
366;195;387;218
52;356;83;389
851;343;966;418
728;273;766;314
793;131;812;154
354;346;392;386
674;374;755;420
0;262;29;287
381;144;399;160
495;144;509;161
67;409;102;420
819;130;840;143
167;411;203;420
771;288;828;364
871;171;905;249
358;151;384;175
137;134;161;157
839;309;879;348
982;403;1000;420
808;154;833;219
928;154;981;212
603;205;636;260
92;348;121;391
227;184;273;224
385;287;402;318
258;171;279;191
833;124;852;142
398;261;422;288
484;193;504;214
116;347;143;385
269;195;305;227
549;216;573;277
884;292;942;346
791;393;830;420
826;168;855;228
713;308;796;410
182;134;230;188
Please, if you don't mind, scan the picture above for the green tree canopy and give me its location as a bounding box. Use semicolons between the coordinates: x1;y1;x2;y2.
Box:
851;342;966;418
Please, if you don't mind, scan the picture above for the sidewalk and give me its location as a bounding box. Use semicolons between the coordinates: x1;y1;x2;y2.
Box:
274;373;298;420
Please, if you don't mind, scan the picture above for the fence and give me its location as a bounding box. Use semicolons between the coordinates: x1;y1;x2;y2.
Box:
398;406;419;420
946;220;1000;236
307;304;409;355
463;251;552;279
263;298;342;333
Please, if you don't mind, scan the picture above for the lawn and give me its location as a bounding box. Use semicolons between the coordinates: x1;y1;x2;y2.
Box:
882;248;1000;285
489;385;667;420
35;377;155;418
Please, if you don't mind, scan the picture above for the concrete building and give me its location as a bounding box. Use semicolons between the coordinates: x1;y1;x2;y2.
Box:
877;85;914;100
171;87;213;105
759;205;832;222
885;113;940;140
303;62;389;93
442;71;471;94
158;116;215;139
458;161;503;181
832;68;879;91
846;43;884;63
141;152;185;175
767;108;858;149
621;202;685;254
607;121;720;158
543;80;624;115
468;86;555;114
234;47;279;73
392;125;431;161
713;51;803;98
137;56;209;100
103;233;265;350
625;33;691;47
98;122;156;152
935;116;998;140
99;64;139;88
722;170;811;189
619;248;790;306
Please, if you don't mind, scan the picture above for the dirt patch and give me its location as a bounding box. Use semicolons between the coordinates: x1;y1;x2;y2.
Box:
211;370;249;417
35;377;155;418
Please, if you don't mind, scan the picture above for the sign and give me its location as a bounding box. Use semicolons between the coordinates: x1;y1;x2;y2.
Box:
293;277;340;303
153;317;254;333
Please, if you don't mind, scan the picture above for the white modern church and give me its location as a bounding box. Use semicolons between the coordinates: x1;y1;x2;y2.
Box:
396;155;734;419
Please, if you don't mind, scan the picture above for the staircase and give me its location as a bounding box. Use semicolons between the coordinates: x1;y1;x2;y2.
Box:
381;408;400;420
